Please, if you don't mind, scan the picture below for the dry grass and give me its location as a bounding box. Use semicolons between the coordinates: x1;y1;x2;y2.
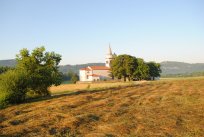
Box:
0;78;204;137
49;81;138;95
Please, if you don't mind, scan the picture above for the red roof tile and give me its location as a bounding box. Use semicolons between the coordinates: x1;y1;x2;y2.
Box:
80;67;91;70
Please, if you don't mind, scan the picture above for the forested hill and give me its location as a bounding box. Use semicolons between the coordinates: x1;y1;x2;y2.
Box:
160;61;204;75
0;59;16;67
59;63;105;74
1;59;204;75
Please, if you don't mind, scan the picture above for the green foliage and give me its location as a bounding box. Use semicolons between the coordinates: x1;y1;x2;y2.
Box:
67;71;79;84
111;54;137;81
0;66;13;74
71;74;79;84
0;46;62;108
0;70;28;108
147;62;162;80
111;54;161;81
133;58;149;80
16;46;62;96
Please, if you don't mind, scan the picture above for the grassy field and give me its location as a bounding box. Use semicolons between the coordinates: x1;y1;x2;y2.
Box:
49;81;140;95
0;78;204;137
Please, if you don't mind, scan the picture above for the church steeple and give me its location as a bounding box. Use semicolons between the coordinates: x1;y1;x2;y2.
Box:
108;44;112;55
105;44;113;68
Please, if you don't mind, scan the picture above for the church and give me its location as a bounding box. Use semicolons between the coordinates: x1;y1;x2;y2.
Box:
79;46;114;82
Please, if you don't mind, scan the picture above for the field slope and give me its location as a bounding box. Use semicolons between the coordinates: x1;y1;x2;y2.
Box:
0;78;204;137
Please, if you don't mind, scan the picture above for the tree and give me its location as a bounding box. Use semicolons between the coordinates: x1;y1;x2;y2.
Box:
0;66;12;75
0;70;29;108
67;71;79;84
147;62;162;80
0;46;62;108
16;46;62;95
134;58;149;80
71;73;79;84
111;54;138;81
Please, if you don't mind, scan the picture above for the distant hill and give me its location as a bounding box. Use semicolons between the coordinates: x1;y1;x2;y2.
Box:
0;59;16;67
0;59;104;74
160;61;204;75
1;59;204;75
59;63;105;74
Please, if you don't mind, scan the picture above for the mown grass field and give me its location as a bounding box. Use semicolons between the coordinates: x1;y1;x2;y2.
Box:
49;81;141;95
0;78;204;137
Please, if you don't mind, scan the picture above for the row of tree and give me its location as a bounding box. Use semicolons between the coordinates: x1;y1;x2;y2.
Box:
110;54;161;81
0;47;62;108
62;71;79;84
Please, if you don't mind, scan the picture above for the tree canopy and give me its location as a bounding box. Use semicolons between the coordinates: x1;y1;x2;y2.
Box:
133;58;149;80
147;62;162;80
111;54;138;81
15;46;62;95
111;54;161;81
0;46;62;108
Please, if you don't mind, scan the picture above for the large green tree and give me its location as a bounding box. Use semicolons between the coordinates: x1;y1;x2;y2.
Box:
0;47;62;108
111;54;138;81
147;62;162;80
16;46;62;95
134;58;149;80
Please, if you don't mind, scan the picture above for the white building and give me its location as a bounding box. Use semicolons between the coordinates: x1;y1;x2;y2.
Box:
79;46;114;82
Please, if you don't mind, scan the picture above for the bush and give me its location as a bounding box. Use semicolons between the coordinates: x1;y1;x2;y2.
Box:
0;70;28;108
0;92;8;109
0;47;62;108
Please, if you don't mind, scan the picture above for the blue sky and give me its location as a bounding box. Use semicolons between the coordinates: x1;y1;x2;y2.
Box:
0;0;204;65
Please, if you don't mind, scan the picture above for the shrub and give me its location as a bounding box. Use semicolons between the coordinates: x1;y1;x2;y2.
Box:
0;47;62;108
0;70;28;108
0;92;8;109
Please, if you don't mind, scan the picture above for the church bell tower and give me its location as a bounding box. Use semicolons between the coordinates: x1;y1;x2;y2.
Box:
105;45;113;68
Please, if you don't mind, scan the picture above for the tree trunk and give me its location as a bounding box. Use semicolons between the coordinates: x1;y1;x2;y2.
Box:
124;77;126;82
128;77;130;81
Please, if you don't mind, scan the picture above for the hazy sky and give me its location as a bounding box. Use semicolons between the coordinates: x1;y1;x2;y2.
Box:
0;0;204;65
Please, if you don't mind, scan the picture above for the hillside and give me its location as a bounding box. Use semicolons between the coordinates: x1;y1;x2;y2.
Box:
0;59;16;67
0;78;204;136
1;59;204;75
160;61;204;75
59;63;105;74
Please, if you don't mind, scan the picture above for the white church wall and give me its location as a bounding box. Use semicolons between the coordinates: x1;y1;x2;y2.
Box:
79;70;87;81
92;70;110;78
91;76;100;81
